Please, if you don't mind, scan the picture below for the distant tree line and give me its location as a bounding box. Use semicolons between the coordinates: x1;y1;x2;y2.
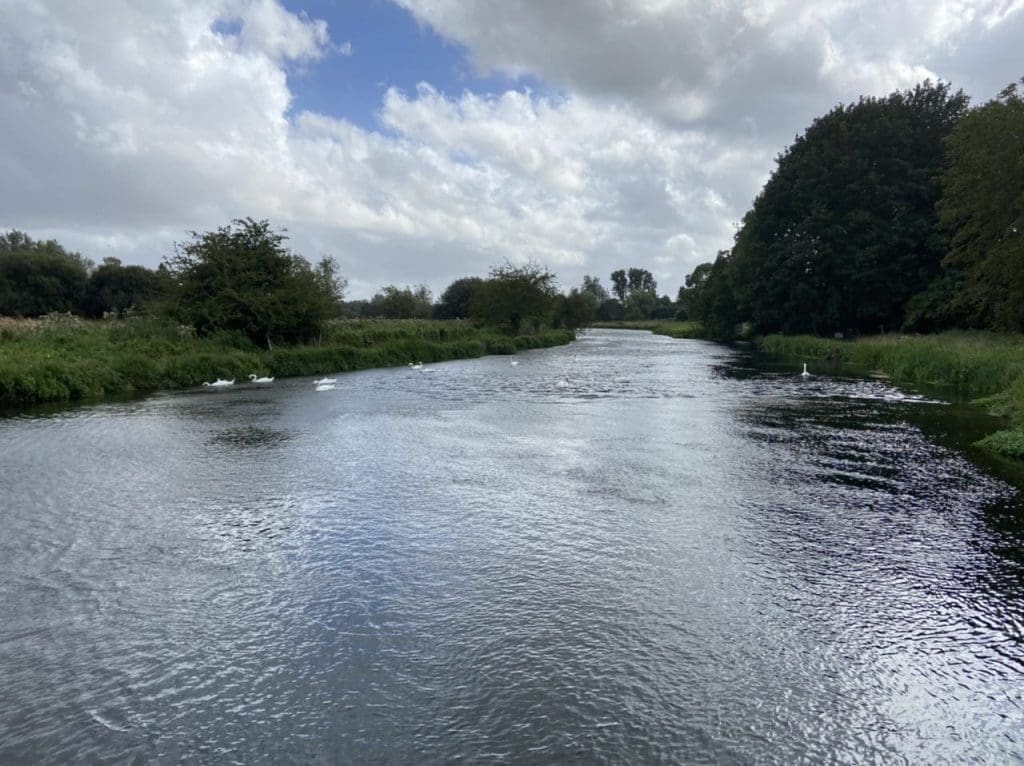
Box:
0;231;162;319
678;77;1024;338
0;219;682;347
344;264;677;330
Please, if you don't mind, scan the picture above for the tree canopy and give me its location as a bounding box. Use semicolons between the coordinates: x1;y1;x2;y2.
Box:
162;218;342;348
436;277;484;319
470;261;558;334
367;284;433;319
0;230;92;317
938;79;1024;330
728;80;968;335
80;257;162;318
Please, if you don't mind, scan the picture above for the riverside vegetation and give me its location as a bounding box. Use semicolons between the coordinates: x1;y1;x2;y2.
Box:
668;76;1024;461
0;314;572;406
1;219;681;407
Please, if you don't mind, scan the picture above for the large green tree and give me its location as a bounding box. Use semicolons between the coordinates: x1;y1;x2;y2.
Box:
0;230;92;316
729;80;969;335
162;218;342;348
435;277;484;319
581;274;609;302
555;288;598;330
938;79;1024;330
610;269;628;303
470;261;558;334
682;252;737;339
80;257;161;318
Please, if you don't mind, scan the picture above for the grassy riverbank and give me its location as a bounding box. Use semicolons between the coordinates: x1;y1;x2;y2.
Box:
591;320;703;339
758;332;1024;458
0;315;574;407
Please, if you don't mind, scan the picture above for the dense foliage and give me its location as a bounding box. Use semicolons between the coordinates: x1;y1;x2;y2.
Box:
938;79;1024;330
366;284;433;319
469;261;559;334
162;218;343;348
435;277;484;319
729;81;968;336
681;78;1024;340
0;231;92;316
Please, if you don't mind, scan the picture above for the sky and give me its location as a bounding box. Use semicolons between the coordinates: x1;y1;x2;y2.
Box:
1;1;1021;300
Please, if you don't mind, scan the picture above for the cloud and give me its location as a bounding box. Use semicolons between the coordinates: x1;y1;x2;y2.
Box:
394;0;1023;139
1;0;1021;300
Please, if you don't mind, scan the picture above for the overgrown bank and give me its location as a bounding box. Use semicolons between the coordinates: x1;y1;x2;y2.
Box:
0;315;574;407
758;332;1024;458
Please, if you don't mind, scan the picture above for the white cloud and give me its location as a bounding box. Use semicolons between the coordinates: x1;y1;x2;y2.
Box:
1;0;1021;299
395;0;1022;138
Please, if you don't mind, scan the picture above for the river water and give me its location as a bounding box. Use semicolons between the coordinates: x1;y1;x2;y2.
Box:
1;329;1022;763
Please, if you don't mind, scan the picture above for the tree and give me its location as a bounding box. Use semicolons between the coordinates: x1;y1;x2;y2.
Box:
938;79;1024;330
596;298;624;321
627;267;657;296
694;252;739;339
581;274;609;302
367;284;433;319
610;269;628;303
555;288;599;330
677;261;715;320
729;80;969;335
312;256;347;318
470;260;558;334
0;230;92;316
624;290;658;319
162;218;339;348
80;257;161;318
436;277;484;319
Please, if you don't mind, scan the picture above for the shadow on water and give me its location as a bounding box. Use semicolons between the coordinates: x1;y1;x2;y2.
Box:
721;342;1024;610
207;425;292;451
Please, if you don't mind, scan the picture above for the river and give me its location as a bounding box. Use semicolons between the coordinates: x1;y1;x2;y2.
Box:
1;329;1022;763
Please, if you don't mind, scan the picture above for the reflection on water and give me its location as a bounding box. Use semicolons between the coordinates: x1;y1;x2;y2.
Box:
0;329;1021;763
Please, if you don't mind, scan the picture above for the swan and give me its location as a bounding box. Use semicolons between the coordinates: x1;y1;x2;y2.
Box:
248;373;274;384
510;359;519;366
203;378;235;388
408;362;423;370
801;363;810;378
313;377;337;385
314;382;336;392
556;377;571;389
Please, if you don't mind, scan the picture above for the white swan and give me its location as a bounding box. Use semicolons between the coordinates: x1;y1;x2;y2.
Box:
408;362;423;370
248;373;274;384
556;377;570;389
314;382;336;392
801;363;810;378
203;378;235;388
510;359;519;366
313;377;337;385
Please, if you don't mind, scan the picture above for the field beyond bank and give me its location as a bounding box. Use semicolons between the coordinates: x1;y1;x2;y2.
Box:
0;315;574;408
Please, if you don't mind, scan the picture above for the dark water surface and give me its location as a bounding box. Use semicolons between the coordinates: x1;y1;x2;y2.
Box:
1;329;1022;763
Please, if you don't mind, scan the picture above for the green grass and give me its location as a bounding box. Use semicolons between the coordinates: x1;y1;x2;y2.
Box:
757;331;1024;459
0;315;574;407
591;320;704;339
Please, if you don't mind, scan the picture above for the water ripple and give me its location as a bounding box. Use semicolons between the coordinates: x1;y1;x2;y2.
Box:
0;330;1021;763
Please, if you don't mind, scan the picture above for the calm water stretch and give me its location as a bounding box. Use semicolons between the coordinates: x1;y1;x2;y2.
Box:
1;329;1022;763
